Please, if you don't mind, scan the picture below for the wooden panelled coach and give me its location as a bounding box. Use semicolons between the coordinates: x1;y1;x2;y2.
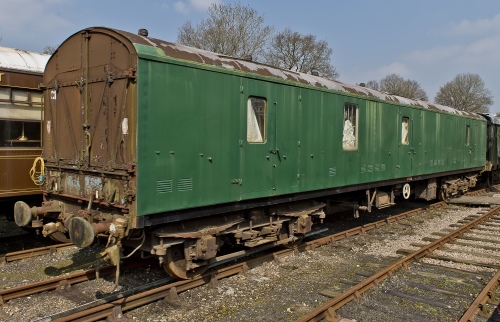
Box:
0;46;49;218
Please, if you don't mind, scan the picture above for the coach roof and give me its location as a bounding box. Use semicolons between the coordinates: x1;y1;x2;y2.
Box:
72;27;484;119
0;46;49;74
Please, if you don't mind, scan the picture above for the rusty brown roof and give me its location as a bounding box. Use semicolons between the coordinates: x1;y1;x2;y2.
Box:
89;27;482;120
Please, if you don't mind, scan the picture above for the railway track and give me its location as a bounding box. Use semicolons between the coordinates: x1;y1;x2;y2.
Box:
0;216;60;263
1;187;498;321
22;201;448;321
0;259;155;305
297;205;500;322
0;243;74;265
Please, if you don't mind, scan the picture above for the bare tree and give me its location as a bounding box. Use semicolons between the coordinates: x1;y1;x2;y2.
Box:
365;80;380;91
434;73;493;113
371;74;428;101
177;2;273;61
264;28;339;79
43;45;57;55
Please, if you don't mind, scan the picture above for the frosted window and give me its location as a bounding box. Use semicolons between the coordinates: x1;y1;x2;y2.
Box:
247;97;266;143
342;103;358;150
402;117;409;145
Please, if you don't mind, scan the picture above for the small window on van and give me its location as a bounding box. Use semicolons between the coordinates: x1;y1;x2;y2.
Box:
402;117;409;145
247;97;266;143
342;103;358;150
465;125;470;146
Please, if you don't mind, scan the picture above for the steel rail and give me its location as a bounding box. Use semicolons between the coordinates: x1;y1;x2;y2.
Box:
295;205;500;322
0;261;149;305
0;243;74;264
305;201;446;250
41;202;450;321
0;267;113;305
48;263;253;322
459;269;500;322
2;201;447;310
2;186;495;320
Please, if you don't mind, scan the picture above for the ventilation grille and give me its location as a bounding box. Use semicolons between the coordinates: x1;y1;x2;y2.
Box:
177;178;193;192
329;167;336;177
156;180;173;193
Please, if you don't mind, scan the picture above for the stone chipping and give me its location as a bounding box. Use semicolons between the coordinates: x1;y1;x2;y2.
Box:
0;204;497;321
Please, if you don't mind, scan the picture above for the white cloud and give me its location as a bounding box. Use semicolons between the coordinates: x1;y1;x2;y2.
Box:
457;35;500;63
375;62;411;78
451;13;500;36
174;0;221;14
190;0;221;10
0;0;73;51
0;0;72;31
346;62;411;86
174;1;190;14
405;36;500;67
407;45;463;64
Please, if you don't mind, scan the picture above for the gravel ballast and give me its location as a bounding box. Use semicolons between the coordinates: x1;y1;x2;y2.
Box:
0;204;496;321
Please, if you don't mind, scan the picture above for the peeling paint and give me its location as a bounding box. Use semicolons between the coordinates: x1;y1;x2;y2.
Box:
122;118;129;135
65;174;81;195
86;27;482;119
85;176;103;193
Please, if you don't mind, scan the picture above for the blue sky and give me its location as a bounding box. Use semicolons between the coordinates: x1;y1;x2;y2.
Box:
1;0;499;113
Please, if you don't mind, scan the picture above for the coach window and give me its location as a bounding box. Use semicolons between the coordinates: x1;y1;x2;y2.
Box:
465;125;470;146
0;120;41;147
401;117;409;145
247;97;266;143
342;103;358;150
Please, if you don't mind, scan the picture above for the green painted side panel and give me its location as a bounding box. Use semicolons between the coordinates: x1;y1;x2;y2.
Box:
239;78;276;199
357;100;398;183
274;87;300;194
134;46;486;217
136;59;242;216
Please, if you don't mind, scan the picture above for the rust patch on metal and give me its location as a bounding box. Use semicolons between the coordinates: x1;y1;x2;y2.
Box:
74;27;484;120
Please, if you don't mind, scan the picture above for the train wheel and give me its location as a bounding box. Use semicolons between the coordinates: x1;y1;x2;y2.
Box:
49;231;72;243
163;244;208;279
402;183;411;199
